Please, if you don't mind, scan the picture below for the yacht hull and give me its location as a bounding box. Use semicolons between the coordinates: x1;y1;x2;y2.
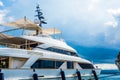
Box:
1;69;101;80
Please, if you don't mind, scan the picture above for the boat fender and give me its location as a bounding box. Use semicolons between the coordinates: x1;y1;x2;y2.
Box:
0;69;4;80
60;69;66;80
76;69;82;80
33;73;38;80
33;69;38;80
92;70;98;80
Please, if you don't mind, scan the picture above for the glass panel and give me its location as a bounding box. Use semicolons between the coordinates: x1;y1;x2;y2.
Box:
45;47;78;57
0;57;9;68
31;60;64;69
67;62;74;69
56;61;64;69
31;60;55;69
78;63;94;69
31;60;40;68
40;60;55;68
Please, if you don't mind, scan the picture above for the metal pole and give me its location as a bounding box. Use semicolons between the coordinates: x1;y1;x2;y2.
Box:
26;40;27;49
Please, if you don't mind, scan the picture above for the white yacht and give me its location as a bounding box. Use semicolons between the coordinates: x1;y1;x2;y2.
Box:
0;5;101;80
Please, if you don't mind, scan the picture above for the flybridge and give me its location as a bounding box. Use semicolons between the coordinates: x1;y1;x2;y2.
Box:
0;4;62;50
0;17;61;35
0;17;62;49
0;4;61;36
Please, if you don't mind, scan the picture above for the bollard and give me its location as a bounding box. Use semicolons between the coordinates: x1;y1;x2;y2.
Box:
0;69;4;80
60;69;66;80
92;70;98;80
76;69;82;80
33;69;38;80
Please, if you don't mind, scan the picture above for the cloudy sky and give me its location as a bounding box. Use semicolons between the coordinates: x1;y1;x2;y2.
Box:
1;0;120;64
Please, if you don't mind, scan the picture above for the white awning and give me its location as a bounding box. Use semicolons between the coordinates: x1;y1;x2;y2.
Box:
0;33;39;45
42;28;61;35
0;33;13;40
1;17;42;31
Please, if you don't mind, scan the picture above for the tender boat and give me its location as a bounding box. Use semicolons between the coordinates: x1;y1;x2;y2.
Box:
0;5;101;80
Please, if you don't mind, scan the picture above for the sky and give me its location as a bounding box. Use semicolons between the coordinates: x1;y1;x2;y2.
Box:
1;0;120;65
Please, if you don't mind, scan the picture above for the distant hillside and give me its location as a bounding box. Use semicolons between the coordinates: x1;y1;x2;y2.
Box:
67;41;119;63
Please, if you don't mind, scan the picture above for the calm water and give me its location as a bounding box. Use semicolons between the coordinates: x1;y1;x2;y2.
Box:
99;74;120;80
99;70;120;80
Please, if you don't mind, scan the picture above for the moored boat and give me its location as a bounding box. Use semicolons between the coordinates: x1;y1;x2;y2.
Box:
0;4;101;80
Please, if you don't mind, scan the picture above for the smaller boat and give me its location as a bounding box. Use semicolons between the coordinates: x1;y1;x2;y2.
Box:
115;52;120;70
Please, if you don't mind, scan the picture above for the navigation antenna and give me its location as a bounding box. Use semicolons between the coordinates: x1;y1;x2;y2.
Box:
35;4;47;27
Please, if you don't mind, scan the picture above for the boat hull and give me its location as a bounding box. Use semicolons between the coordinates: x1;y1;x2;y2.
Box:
1;69;101;80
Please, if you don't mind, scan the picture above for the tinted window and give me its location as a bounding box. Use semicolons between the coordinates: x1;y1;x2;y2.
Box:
31;60;55;68
37;47;78;57
31;60;63;69
0;57;9;68
78;63;94;69
40;60;55;68
67;62;74;69
56;61;64;68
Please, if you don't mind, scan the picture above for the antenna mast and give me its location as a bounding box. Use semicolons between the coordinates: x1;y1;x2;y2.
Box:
35;4;47;27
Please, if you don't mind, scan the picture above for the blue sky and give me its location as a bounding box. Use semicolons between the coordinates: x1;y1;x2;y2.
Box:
1;0;120;63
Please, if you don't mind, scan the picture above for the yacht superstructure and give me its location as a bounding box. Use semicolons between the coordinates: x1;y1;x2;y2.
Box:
0;5;101;80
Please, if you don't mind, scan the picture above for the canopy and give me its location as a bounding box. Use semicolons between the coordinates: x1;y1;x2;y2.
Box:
42;28;61;35
0;33;38;46
0;17;61;36
0;17;42;31
0;33;13;40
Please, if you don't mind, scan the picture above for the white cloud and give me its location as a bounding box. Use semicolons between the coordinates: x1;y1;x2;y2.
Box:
88;5;95;11
0;1;4;6
91;0;100;3
0;10;8;24
102;8;120;48
104;21;118;27
108;8;120;18
0;10;8;31
88;0;100;11
108;8;120;15
8;16;15;22
104;9;120;28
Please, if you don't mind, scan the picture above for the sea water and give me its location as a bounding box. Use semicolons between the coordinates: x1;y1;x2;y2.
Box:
99;70;120;80
99;75;120;80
